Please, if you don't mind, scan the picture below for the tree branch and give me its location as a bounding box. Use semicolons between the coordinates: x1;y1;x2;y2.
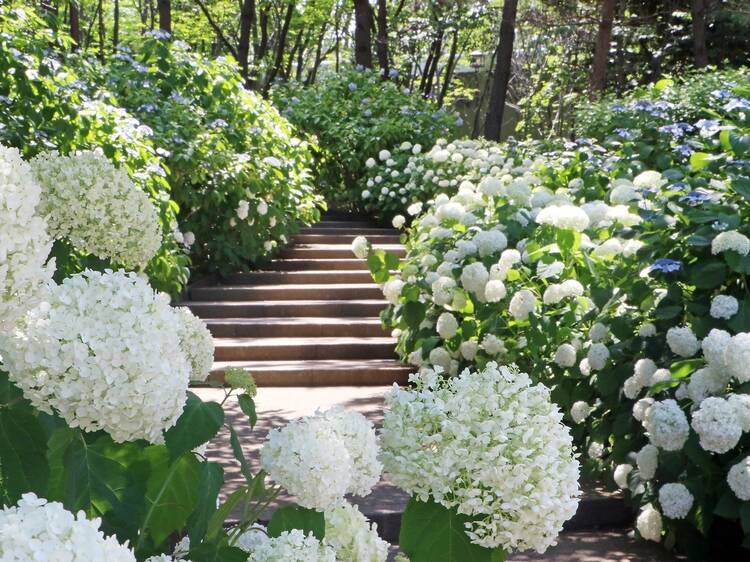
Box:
194;0;239;60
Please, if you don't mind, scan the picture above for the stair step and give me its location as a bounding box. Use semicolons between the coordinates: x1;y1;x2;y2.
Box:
192;284;384;302
266;258;370;271
293;234;401;244
222;270;374;285
208;359;411;386
301;227;397;236
280;244;405;260
310;220;378;228
184;299;388;318
205;317;387;337
214;337;397;361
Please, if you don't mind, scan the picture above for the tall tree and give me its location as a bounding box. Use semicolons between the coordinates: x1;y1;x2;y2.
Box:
97;0;105;60
590;0;615;92
691;0;709;67
484;0;518;141
69;0;81;49
238;0;256;80
113;0;120;50
263;1;295;94
353;0;373;67
157;0;171;34
375;0;389;76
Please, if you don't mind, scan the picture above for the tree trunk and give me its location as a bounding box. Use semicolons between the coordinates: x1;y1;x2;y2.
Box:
375;0;389;76
97;0;105;60
353;0;373;68
295;30;310;81
256;8;269;62
306;22;328;84
484;0;518;141
69;0;81;49
437;28;459;107
589;0;615;93
691;0;708;68
157;0;171;34
420;30;443;97
113;0;120;50
285;30;304;79
263;1;294;95
238;0;256;80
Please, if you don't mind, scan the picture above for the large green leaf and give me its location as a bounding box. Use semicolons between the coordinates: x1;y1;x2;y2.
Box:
399;498;505;562
141;447;201;547
267;505;325;540
188;544;248;562
164;392;224;459
0;407;49;502
187;461;224;544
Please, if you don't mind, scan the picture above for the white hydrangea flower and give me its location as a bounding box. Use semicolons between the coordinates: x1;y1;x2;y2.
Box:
712;230;750;256
643;399;690;451
634;358;658;386
472;229;508;257
0;144;55;332
570;401;593;424
484;280;507;302
431;276;456;306
710;294;739;319
429;346;452;370
407;201;423;216
381;362;580;553
636;504;662;542
687;366;727;403
382;279;404;304
666;326;700;357
31;150;161;267
633;170;665;189
379;150;391;161
639;323;657;338
480;334;506;356
260;407;381;510
435;201;465;222
702;328;731;368
726;333;750;382
460;261;489;296
352;236;369;259
0;269;190;443
174;307;214;382
609;182;641;205
592;238;623;259
728;394;750;432
237;526;336;562
0;493;136;561
691;396;742;454
633;398;655;422
365;157;376;168
535;204;590;232
589;322;609;343
587;343;610;371
588;441;604;459
509;289;536;320
650;368;672;386
436;312;459;339
543;280;584;305
636;444;659;480
614;464;633;489
728;456;750;500
659;483;693;519
459;340;478;360
236;199;250;220
554;343;577;368
324;503;389;562
392;215;406;229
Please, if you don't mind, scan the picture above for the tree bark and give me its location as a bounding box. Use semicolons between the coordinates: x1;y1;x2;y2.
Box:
263;1;294;95
420;30;444;97
375;0;389;76
353;0;373;68
437;28;459;107
285;29;305;79
691;0;709;68
113;0;120;50
97;0;105;60
69;0;81;49
589;0;615;93
255;8;269;62
484;0;518;141
306;21;328;84
194;0;240;59
157;0;171;34
238;0;256;80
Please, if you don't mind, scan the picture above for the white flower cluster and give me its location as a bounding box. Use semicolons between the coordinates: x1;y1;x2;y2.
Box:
324;503;389;562
636;503;662;542
0;269;191;443
260;406;382;510
237;526;336;562
658;483;693;519
352;235;369;259
31;150;161;267
175;306;215;382
0;144;55;332
0;493;136;561
381;362;580;552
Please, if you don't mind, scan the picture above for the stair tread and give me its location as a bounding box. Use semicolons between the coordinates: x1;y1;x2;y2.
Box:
205;317;384;325
214;337;396;346
184;298;387;306
210;283;380;290
212;358;409;370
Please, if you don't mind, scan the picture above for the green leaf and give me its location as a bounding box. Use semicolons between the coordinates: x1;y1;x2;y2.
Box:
716;490;740;519
237;394;257;428
142;448;201;547
46;426;75;501
690;260;726;289
187;461;224;544
229;425;253;483
731;176;750;201
740;504;750;534
384;251;401;271
690;152;720;170
188;544;248;562
0;407;49;503
399;497;500;562
206;487;249;541
164;392;224;460
670;359;703;379
268;505;325;540
403;301;426;329
728;299;750;333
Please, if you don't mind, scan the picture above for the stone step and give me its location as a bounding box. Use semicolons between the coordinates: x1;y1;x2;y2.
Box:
280;244;405;260
309;220;378;229
192;283;383;302
266;258;370;271
184;299;388;318
205;317;387;338
208;360;411;386
293;233;401;244
222;270;374;285
213;337;398;361
302;227;397;236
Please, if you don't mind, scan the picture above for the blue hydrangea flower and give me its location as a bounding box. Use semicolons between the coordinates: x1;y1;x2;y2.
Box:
658;122;693;138
724;98;750;112
348;82;357;92
679;190;712;206
614;128;636;140
712;220;729;231
673;144;694;157
649;258;682;273
667;181;689;192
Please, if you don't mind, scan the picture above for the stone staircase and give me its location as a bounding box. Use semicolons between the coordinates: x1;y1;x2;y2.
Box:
184;212;412;386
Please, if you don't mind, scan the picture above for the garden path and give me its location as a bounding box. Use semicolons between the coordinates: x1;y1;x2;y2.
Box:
188;212;681;561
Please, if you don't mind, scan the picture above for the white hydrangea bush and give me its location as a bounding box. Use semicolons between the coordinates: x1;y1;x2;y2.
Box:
324;503;389;562
380;362;580;553
0;269;191;443
174;306;215;382
236;526;337;562
30;150;162;267
0;493;136;561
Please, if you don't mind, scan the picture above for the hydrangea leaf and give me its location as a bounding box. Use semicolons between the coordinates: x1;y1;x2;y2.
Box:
187;461;224;544
268;505;325;540
0;406;49;504
164;392;224;460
